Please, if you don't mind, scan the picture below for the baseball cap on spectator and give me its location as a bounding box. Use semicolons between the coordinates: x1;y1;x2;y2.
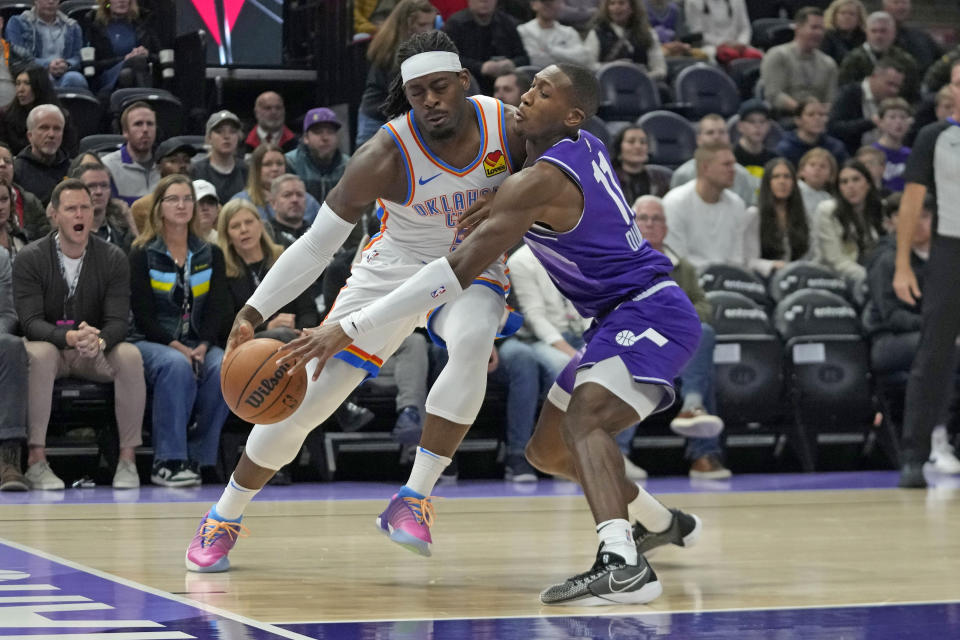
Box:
193;179;219;204
155;136;199;160
303;108;341;133
206;110;242;135
738;99;771;120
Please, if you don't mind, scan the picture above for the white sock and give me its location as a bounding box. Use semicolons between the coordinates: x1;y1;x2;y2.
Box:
213;475;261;520
626;485;674;533
403;447;452;497
597;518;637;564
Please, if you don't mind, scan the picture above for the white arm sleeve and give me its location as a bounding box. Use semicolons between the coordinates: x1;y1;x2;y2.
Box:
340;257;464;338
246;203;356;321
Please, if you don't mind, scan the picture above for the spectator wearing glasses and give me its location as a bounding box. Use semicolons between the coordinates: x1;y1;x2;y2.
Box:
71;162;132;252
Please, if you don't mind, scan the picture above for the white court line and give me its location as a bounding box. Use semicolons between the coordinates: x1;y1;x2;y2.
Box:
271;596;960;625
0;537;316;640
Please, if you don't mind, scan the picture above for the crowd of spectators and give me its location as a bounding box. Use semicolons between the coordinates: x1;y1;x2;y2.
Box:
0;0;958;492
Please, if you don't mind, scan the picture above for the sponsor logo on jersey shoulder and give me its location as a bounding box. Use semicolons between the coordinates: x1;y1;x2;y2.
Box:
483;150;506;178
431;286;447;298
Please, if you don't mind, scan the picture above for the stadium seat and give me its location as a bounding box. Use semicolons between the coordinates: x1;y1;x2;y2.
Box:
596;61;660;121
768;261;852;305
109;88;183;138
665;57;699;85
0;2;30;26
56;88;102;139
59;0;96;32
580;115;610;148
636;110;696;168
78;134;125;156
751;18;793;50
726;57;763;101
699;262;770;308
727;113;785;151
774;289;879;470
674;63;741;119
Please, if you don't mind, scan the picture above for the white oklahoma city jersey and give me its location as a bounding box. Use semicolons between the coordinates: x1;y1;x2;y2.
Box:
370;94;515;287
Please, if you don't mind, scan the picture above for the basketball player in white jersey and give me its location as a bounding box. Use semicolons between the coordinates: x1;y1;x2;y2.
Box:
184;31;526;571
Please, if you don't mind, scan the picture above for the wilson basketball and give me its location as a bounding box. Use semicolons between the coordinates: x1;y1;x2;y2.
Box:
220;338;307;424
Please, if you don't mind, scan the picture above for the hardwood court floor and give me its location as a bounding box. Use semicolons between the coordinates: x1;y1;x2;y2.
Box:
1;482;958;624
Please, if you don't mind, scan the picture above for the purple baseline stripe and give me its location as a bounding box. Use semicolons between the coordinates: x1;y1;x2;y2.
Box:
278;602;960;639
0;471;928;506
0;539;312;639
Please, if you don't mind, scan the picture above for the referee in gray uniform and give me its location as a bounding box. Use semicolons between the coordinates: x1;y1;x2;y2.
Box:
894;59;960;488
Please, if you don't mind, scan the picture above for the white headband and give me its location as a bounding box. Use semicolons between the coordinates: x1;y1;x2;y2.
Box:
400;51;463;85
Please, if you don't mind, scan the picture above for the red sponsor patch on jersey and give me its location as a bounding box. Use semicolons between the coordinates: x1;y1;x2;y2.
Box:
483;150;506;178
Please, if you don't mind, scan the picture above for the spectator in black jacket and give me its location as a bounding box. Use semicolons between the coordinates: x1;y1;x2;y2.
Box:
820;0;866;65
829;58;905;156
128;174;232;488
0;66;78;156
85;0;161;94
0;249;27;491
14;179;145;490
13;104;71;205
882;0;940;70
443;0;529;94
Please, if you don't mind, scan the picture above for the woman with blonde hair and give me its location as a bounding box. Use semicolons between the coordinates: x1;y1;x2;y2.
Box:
821;0;867;64
217;199;318;342
231;144;320;223
797;147;838;222
356;0;437;146
87;0;162;92
128;175;232;488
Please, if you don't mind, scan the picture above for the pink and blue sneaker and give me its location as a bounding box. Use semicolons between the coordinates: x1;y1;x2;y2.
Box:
376;487;436;557
185;507;249;572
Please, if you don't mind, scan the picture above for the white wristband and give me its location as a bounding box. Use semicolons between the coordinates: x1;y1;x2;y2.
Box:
340;257;463;338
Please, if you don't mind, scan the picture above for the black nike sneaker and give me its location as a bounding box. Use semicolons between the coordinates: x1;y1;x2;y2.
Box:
539;547;662;606
633;509;702;555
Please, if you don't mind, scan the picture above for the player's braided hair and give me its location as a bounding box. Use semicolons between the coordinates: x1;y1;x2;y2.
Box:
380;31;461;120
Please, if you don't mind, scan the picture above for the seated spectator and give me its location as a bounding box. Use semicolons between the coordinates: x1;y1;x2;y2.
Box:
775;97;848;168
128;175;231;488
192;110;247;204
0;66;77;156
683;0;759;64
0;250;27;491
647;0;698;58
0;17;36;106
86;0;160;94
866;193;960;473
854;145;889;199
829;58;905;156
266;174;310;246
584;0;666;79
443;0;529;95
6;0;87;90
670;113;759;205
217;199;318;343
734;99;776;179
242;92;297;155
192;180;220;243
611;125;671;204
493;70;531;107
0;143;45;240
101;102;160;205
285;109;349;206
72;162;132;252
357;0;437;147
749;158;818;276
871;97;912;193
129;136;198;233
0;181;27;260
14;179;144;490
797;146;837;219
934;84;955;122
820;0;866;65
13;104;70;205
232;144;321;224
518;0;593;69
634;195;729;478
924;45;960;95
838;11;919;101
883;0;940;71
663;142;759;269
815;159;884;285
760;8;837;118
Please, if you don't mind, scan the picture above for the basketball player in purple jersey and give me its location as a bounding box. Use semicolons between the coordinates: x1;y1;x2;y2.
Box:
184;32;528;572
281;63;707;605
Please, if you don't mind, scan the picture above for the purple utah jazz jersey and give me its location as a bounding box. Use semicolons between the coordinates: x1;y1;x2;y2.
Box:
523;131;673;318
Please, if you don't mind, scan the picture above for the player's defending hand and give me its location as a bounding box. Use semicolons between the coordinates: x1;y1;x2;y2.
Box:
277;323;353;381
454;192;495;239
